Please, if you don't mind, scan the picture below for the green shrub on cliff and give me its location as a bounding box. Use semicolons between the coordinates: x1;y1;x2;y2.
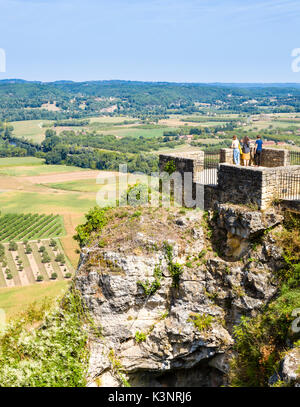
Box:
74;206;109;247
230;213;300;387
230;287;300;387
135;331;147;343
187;313;214;332
164;242;183;288
0;290;89;387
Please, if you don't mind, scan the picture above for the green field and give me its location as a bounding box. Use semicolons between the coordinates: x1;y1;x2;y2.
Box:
0;280;69;320
49;178;107;193
0;190;97;214
0;214;65;242
11;120;52;143
99;126;177;139
0;157;45;167
47;173;149;194
0;162;93;177
11;117;177;143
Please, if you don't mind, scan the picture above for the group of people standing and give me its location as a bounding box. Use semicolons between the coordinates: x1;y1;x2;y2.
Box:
231;135;263;167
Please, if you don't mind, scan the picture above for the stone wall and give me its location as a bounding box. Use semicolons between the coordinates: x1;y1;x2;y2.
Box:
217;164;300;210
203;184;220;211
159;152;205;208
217;164;264;208
220;149;234;165
220;148;290;167
261;148;290;167
158;151;299;211
159;152;204;181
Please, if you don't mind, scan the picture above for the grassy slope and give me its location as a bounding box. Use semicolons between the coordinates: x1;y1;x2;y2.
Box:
0;190;96;214
0;280;69;319
0;164;93;177
0;157;44;167
11;120;51;143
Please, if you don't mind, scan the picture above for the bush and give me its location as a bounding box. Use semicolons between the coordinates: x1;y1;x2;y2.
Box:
65;272;72;279
25;245;32;254
49;238;57;247
230;287;300;387
8;241;17;251
6;274;13;280
51;273;58;280
164;160;176;175
120;183;149;207
0;291;89;387
55;253;65;263
74;207;108;248
135;331;147;343
187;313;214;332
164;242;183;288
36;275;44;282
41;255;51;264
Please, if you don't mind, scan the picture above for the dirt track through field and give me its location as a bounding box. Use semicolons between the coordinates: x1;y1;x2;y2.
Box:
25;170;120;184
12;252;29;286
27;252;40;281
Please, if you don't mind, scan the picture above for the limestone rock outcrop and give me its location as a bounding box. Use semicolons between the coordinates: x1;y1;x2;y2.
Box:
214;204;283;258
74;206;285;387
281;348;300;386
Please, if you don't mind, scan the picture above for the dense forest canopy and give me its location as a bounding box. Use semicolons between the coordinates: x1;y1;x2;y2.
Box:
1;80;300;121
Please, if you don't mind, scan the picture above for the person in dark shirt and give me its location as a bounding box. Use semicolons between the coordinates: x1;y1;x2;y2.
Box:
254;135;263;166
241;136;251;166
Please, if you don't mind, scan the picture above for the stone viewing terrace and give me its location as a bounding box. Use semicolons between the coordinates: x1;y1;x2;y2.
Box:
159;147;300;211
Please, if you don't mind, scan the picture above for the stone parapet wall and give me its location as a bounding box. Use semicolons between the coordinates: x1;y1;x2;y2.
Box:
220;148;290;167
159;151;299;211
218;164;264;208
220;149;234;165
203;184;220;211
159;152;204;182
159;152;205;208
218;164;300;210
261;148;290;167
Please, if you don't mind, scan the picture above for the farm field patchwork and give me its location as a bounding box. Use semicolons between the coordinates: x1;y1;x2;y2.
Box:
0;238;73;289
25;169;118;184
0;213;64;242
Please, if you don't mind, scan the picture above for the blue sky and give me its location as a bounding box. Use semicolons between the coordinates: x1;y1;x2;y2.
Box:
0;0;300;82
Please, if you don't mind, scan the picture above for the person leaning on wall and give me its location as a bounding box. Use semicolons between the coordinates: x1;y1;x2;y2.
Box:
254;135;263;166
241;135;251;166
231;135;240;165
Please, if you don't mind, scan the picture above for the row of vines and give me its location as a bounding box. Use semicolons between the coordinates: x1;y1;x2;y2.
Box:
0;213;64;242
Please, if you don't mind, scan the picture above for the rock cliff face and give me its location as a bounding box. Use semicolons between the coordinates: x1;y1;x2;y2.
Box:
74;206;288;387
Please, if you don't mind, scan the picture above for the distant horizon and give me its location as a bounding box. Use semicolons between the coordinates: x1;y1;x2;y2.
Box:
1;78;300;87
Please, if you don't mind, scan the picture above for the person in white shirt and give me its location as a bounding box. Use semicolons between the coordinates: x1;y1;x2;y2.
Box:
231;135;240;165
